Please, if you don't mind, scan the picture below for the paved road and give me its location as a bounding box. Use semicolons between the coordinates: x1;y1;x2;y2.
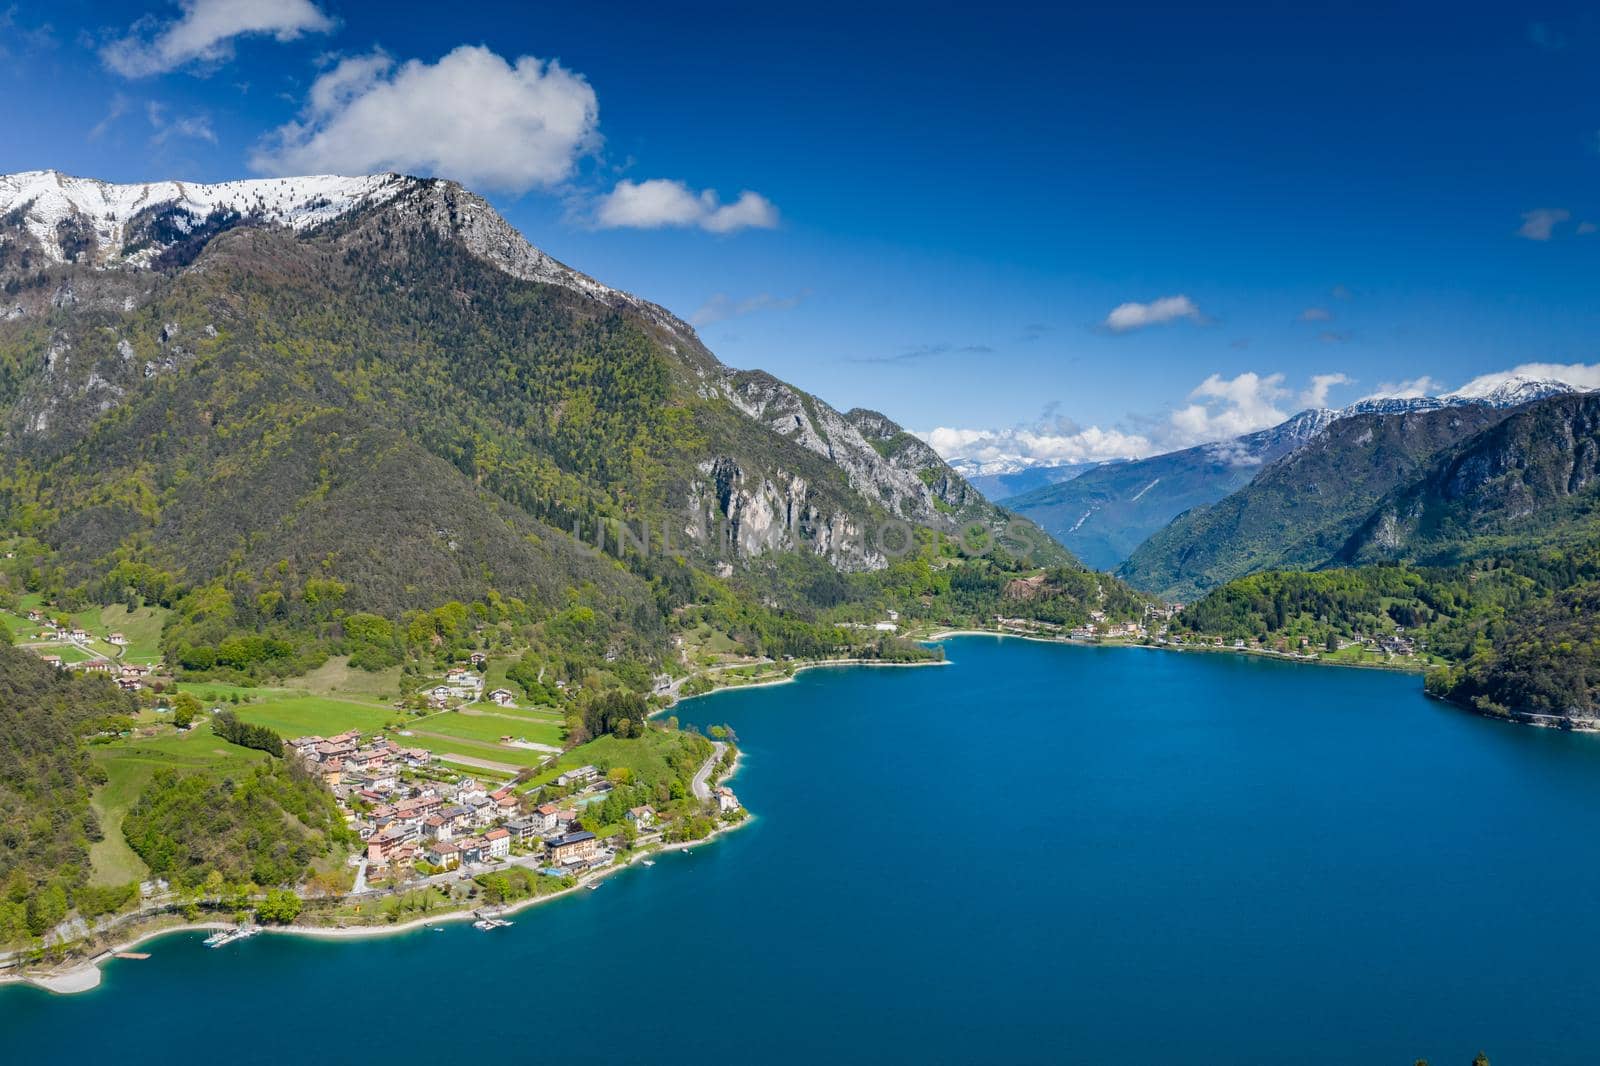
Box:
691;742;727;801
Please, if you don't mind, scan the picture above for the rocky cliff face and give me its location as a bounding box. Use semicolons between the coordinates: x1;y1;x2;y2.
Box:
1342;394;1600;564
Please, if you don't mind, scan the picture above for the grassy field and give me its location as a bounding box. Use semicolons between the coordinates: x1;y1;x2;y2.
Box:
0;608;39;640
413;707;564;748
230;693;399;737
295;656;405;701
395;730;540;769
98;603;170;663
523;730;703;791
87;722;272;886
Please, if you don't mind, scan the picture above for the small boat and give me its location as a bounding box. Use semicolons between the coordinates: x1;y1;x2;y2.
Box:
474;917;513;930
587;882;601;891
204;926;260;948
642;860;656;867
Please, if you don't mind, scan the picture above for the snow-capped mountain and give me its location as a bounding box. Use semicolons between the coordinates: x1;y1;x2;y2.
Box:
0;169;693;337
1341;375;1582;418
0;170;410;265
1441;375;1580;408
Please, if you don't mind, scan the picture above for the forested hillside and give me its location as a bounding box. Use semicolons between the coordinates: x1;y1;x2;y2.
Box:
0;643;134;943
1119;405;1508;599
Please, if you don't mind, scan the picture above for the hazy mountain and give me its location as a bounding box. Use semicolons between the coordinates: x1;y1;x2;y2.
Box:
950;459;1106;503
1117;406;1509;600
1003;409;1336;570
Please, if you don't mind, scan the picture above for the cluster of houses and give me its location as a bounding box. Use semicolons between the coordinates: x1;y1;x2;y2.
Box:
22;608;160;689
418;657;521;710
1067;613;1148;641
426;666;486;708
36;650;157;690
287;734;640;884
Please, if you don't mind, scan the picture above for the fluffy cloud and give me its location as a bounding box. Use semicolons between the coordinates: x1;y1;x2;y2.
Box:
595;179;779;234
1104;294;1202;332
1299;306;1331;322
1166;371;1292;445
1579;222;1598;235
1450;362;1600;396
251;46;599;193
917;370;1350;468
917;422;1152;468
1518;207;1572;241
1300;372;1352;408
690;290;808;327
103;0;333;77
1361;376;1442;401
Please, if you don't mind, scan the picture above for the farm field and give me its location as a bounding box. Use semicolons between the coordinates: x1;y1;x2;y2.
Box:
97;604;170;663
393;730;542;769
412;707;564;748
228;693;399;737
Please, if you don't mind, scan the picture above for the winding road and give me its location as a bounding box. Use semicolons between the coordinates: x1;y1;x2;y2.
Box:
692;742;728;801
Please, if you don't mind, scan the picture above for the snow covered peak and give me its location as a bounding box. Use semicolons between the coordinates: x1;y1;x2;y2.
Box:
0;168;698;341
0;169;413;265
1442;374;1578;407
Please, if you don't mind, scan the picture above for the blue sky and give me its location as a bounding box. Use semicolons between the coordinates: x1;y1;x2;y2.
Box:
4;1;1599;467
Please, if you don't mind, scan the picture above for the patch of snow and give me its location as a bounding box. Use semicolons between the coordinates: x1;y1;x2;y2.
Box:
0;169;411;265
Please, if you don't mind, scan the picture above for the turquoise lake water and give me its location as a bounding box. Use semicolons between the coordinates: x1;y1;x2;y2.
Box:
8;636;1600;1063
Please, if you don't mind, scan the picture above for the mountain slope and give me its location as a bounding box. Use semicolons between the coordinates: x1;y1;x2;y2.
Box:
1341;393;1600;565
1004;409;1335;570
0;169;1084;686
0;171;1060;590
1117;405;1508;600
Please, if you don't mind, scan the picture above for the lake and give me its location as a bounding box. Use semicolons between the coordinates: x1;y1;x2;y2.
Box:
8;636;1600;1064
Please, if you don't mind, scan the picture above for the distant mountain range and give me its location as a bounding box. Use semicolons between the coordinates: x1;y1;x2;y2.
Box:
954;460;1106;503
1117;405;1508;599
999;410;1335;570
997;376;1591;573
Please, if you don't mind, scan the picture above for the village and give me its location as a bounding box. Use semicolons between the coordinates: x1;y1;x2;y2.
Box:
289;725;742;907
990;601;1425;666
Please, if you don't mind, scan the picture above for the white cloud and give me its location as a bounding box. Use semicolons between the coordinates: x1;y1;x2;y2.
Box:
1518;207;1571;241
1104;294;1202;332
103;0;333;77
691;290;808;327
1361;376;1442;401
88;94;134;140
1299;306;1331;322
1167;371;1290;445
917;423;1152;467
595;179;779;234
150;111;217;146
1449;362;1600;397
1300;372;1351;408
251;46;599;194
1579;221;1598;235
917;370;1348;469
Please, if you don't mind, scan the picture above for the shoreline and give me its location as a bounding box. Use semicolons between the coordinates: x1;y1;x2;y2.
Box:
659;655;948;711
923;626;1431;676
2;749;751;997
